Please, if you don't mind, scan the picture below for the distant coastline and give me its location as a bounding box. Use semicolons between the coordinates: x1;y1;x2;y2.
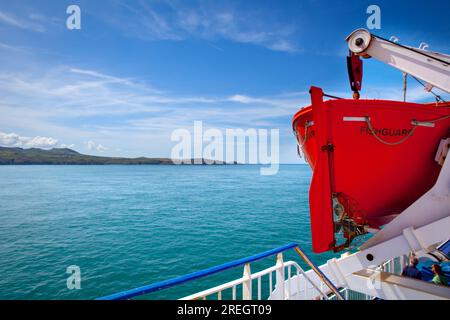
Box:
0;147;236;165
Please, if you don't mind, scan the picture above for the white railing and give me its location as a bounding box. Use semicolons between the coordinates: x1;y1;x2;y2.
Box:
327;287;375;300
328;255;409;301
181;252;410;301
381;255;408;275
180;253;331;300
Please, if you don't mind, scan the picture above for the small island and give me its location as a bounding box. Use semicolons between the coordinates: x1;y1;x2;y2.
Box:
0;147;234;165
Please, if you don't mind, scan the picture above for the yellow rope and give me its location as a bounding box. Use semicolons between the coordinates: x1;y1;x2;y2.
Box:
296;120;312;149
365;112;450;146
365;116;417;146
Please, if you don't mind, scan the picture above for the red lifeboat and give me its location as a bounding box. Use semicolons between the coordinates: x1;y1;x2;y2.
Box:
293;87;450;253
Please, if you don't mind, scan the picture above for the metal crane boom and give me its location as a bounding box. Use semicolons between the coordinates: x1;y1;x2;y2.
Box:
346;29;450;93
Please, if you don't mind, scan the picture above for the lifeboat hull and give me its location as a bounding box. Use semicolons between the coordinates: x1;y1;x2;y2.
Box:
293;87;450;253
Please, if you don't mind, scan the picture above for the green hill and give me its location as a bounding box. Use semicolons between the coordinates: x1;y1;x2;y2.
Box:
0;147;229;165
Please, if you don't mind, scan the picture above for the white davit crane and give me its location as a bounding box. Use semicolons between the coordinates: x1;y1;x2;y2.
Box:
346;29;450;94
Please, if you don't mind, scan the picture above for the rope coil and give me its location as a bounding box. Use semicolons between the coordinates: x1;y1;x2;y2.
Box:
295;120;314;149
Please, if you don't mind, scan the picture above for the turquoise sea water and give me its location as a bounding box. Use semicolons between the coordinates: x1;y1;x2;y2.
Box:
0;165;337;300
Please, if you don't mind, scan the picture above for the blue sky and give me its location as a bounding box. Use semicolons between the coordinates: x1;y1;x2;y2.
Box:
0;0;448;163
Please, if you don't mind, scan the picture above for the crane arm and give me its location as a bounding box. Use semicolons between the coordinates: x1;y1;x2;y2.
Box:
346;29;450;94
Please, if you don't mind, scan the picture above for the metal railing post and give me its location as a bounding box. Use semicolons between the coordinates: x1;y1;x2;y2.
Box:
275;253;285;300
242;263;252;300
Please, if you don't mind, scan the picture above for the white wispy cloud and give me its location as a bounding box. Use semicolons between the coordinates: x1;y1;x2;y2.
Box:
87;140;107;153
60;143;75;149
0;41;26;52
0;9;46;32
0;66;305;121
0;132;58;148
361;85;446;102
228;94;304;108
100;0;298;53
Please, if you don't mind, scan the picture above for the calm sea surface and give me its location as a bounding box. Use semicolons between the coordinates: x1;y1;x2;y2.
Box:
0;165;337;299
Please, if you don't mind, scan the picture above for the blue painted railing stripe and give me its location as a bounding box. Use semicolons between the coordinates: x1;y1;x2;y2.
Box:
97;242;298;300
